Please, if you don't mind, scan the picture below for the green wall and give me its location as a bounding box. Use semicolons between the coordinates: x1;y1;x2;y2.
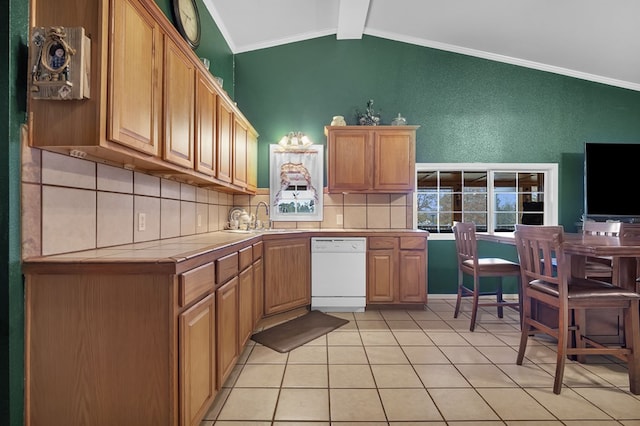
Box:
233;34;640;293
2;0;27;423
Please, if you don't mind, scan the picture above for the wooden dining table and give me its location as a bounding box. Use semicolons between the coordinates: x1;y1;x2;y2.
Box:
562;232;640;291
479;231;640;291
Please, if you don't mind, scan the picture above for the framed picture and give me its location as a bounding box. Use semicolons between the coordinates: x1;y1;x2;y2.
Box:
269;144;324;222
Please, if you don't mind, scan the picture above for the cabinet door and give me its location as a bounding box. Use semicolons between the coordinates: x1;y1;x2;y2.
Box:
328;129;373;192
263;237;311;315
216;277;238;388
399;250;427;303
233;117;248;188
374;130;416;191
253;258;264;327
109;0;162;155
179;293;216;426
195;71;217;176
367;249;396;302
246;129;258;192
163;37;195;168
216;97;233;183
238;265;254;349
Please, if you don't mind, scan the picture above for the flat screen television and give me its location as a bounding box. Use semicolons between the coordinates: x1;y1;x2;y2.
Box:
584;142;640;221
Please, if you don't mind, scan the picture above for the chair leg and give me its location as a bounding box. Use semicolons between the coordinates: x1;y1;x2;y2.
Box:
454;269;463;318
517;276;523;331
496;278;504;318
624;300;640;394
553;307;570;394
469;277;480;332
516;292;530;365
574;308;586;363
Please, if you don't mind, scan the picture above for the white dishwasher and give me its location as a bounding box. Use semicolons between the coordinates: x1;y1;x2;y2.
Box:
311;237;367;312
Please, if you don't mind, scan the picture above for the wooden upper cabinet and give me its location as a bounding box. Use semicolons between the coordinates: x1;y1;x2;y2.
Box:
216;97;234;184
163;36;195;168
30;0;259;194
233;117;248;189
326;126;419;193
195;71;217;176
108;0;162;155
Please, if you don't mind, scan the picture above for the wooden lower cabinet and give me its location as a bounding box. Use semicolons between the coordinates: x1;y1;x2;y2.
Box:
367;236;428;305
263;237;311;315
216;277;239;389
179;293;216;426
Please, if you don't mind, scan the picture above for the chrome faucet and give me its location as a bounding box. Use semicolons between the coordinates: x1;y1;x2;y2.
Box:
254;201;270;229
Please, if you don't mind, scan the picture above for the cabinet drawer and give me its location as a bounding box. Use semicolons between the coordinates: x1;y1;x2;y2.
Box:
180;262;215;307
368;236;398;250
217;252;239;284
239;246;253;271
400;237;426;250
252;241;263;261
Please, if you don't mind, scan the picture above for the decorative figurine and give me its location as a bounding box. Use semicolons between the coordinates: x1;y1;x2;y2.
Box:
356;99;381;125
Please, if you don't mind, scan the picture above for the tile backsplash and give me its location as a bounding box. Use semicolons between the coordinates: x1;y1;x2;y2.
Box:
21;142;413;258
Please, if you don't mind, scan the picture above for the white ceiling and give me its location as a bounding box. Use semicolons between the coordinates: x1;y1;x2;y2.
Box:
203;0;640;92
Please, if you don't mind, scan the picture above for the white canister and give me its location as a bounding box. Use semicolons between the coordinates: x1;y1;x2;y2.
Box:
331;115;346;126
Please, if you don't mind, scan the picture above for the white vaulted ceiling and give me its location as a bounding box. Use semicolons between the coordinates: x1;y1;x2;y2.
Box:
203;0;640;91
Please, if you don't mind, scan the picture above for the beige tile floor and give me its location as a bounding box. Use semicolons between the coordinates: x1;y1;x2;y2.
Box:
200;297;640;425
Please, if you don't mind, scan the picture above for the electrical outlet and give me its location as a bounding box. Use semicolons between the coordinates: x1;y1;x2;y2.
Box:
197;214;202;227
138;213;146;231
336;214;343;225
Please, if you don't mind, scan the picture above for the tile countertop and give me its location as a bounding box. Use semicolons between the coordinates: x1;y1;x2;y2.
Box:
22;229;429;273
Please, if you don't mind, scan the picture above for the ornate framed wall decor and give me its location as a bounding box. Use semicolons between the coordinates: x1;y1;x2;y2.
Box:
30;26;91;100
269;144;324;222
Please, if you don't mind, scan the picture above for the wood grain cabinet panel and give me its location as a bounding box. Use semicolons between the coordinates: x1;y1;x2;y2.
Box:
263;237;311;315
195;71;217;176
216;277;239;389
109;0;163;155
216;97;234;184
163;37;196;168
233;117;248;189
179;293;216;426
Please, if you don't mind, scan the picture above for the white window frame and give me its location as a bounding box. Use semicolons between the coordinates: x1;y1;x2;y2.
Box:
414;163;559;240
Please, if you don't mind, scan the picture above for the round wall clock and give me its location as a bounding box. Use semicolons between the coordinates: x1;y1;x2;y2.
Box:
172;0;201;49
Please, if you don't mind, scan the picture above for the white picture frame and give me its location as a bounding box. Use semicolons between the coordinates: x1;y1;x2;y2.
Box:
269;144;324;222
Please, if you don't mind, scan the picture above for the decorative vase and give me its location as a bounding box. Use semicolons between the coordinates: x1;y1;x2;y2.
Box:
331;115;346;126
391;113;407;126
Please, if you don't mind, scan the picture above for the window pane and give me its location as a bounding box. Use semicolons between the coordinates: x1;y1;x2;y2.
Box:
495;172;516;192
495;193;516;212
495;212;517;231
463;193;487;211
417;192;438;211
464;213;487;230
463;171;487;192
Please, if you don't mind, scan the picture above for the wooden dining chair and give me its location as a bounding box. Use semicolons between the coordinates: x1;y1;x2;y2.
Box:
452;222;521;331
581;221;621;282
514;224;640;395
620;223;640;292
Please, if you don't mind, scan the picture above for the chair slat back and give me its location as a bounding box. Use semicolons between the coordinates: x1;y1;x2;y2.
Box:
452;222;478;265
582;221;621;236
514;224;565;289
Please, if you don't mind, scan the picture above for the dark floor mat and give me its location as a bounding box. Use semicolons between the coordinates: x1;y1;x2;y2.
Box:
251;310;349;353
